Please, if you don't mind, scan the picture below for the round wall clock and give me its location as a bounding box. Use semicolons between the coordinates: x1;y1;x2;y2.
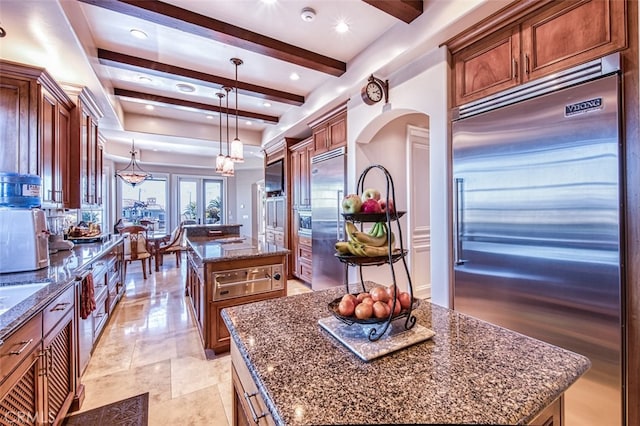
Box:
361;75;389;106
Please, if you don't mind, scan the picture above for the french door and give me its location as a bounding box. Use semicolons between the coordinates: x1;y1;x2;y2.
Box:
177;177;224;225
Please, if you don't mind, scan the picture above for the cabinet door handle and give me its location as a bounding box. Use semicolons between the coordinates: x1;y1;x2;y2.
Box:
525;53;530;75
50;302;71;312
512;57;518;79
10;339;33;355
243;391;268;424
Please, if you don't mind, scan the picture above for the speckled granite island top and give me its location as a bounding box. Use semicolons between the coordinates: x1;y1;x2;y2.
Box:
187;235;289;262
222;284;591;425
0;235;123;340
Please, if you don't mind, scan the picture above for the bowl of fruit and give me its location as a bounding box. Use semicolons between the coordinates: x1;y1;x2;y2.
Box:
328;284;417;326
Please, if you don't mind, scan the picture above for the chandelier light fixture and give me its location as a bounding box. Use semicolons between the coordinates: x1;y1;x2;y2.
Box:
230;57;244;163
115;139;152;187
222;86;235;177
215;91;225;173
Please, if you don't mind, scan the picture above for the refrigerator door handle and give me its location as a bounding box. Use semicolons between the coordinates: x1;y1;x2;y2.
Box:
453;178;466;265
336;189;344;240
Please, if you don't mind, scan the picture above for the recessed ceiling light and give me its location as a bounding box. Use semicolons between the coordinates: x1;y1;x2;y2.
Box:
335;20;349;34
145;105;154;111
176;83;196;93
261;0;277;4
300;7;316;22
138;76;152;83
130;29;148;40
206;115;214;120
245;121;252;126
289;72;300;81
263;102;272;108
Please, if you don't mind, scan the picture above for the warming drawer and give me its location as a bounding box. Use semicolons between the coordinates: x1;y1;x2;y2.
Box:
212;264;283;301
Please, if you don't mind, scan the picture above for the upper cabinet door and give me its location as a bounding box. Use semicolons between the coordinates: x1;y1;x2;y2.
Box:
0;76;35;175
453;26;521;106
521;0;627;82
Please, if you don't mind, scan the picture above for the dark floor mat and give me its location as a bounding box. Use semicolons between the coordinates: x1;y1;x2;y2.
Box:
63;392;149;426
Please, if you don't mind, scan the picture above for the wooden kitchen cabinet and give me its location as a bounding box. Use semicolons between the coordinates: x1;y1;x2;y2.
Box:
64;85;104;208
449;0;627;106
296;235;313;283
310;107;347;155
0;75;34;175
0;285;76;426
289;138;313;209
265;196;285;246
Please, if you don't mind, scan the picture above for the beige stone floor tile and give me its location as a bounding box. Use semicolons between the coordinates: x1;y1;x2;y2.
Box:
170;355;230;398
148;385;229;426
80;359;172;413
130;332;179;367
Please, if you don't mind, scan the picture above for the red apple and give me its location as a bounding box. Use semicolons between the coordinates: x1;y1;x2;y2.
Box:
378;198;395;213
361;188;381;202
361;198;382;213
342;194;363;213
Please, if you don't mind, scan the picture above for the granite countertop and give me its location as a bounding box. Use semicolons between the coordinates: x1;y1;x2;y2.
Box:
187;235;289;263
0;235;123;340
222;284;591;425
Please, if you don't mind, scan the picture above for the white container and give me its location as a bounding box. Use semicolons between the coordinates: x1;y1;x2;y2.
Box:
0;209;50;273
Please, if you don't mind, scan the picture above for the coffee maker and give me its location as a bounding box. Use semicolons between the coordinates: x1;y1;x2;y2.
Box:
0;208;50;273
47;213;74;252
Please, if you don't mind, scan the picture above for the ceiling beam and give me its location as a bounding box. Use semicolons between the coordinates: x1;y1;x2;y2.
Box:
79;0;346;76
362;0;423;24
113;88;280;124
98;49;305;106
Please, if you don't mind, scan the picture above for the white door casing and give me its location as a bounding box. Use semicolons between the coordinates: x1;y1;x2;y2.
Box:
406;125;431;299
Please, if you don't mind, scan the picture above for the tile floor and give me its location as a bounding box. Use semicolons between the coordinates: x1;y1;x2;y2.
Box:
72;255;311;425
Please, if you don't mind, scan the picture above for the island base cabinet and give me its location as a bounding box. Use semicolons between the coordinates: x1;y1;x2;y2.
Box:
231;339;274;426
529;396;563;426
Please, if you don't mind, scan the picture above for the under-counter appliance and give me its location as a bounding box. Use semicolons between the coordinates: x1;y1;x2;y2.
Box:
452;54;623;426
297;209;312;237
212;264;283;301
311;147;346;290
0;208;50;273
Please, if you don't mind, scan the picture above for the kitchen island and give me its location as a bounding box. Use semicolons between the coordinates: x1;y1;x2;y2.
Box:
222;283;591;425
185;235;289;354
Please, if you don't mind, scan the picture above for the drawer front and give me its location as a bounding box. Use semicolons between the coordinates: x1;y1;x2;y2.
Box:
93;289;109;338
231;340;274;425
0;312;42;383
43;285;74;336
299;247;312;262
299;235;312;248
299;258;312;283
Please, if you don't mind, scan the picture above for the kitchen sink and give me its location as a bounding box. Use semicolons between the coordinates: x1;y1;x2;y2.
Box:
0;283;48;315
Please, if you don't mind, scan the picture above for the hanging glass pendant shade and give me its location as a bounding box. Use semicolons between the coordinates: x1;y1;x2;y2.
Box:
222;86;235;177
230;58;244;163
215;91;225;174
116;139;152;187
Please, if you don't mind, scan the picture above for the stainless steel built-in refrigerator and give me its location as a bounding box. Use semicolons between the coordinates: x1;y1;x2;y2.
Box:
311;147;346;290
452;55;623;426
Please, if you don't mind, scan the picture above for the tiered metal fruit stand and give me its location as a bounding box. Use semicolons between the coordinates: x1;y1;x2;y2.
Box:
331;164;417;341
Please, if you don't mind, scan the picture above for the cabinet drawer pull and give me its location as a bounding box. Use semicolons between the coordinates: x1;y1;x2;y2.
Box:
244;391;268;424
50;302;71;312
10;339;33;355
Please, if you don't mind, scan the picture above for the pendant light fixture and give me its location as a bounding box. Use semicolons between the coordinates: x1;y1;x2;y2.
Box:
222;86;235;177
230;58;244;163
215;91;225;173
116;139;152;187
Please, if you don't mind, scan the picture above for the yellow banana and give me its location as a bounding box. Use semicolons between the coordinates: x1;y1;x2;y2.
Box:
347;241;367;256
362;244;390;257
351;230;387;247
345;221;359;241
334;241;351;254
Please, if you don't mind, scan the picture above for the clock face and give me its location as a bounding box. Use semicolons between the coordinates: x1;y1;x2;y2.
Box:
366;82;383;102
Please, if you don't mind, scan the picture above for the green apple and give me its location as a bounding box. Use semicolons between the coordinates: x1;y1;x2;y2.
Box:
362;188;381;202
342;194;363;213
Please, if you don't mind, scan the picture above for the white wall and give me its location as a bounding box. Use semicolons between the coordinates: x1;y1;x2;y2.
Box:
348;47;451;307
233;168;264;239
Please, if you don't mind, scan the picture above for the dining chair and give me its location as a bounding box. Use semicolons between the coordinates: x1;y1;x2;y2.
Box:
155;223;187;271
119;225;153;279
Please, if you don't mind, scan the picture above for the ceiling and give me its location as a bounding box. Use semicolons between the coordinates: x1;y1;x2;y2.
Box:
0;0;505;168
